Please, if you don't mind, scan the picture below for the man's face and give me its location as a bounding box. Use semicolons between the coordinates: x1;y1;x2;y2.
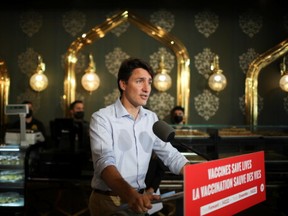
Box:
73;103;84;112
27;103;33;110
121;68;152;107
174;110;184;117
71;102;85;120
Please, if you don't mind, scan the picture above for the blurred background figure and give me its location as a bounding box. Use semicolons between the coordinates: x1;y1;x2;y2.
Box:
69;100;90;153
170;105;185;125
9;100;47;144
6;100;47;173
69;100;85;123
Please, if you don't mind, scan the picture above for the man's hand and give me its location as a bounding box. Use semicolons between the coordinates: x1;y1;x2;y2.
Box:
128;191;160;213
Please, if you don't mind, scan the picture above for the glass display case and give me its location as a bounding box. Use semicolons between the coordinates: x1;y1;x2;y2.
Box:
160;124;288;190
0;144;25;214
171;124;288;158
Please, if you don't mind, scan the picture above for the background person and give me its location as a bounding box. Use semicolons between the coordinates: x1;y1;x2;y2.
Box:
9;100;46;144
7;100;47;173
170;105;185;125
69;100;85;122
69;100;90;152
88;57;189;216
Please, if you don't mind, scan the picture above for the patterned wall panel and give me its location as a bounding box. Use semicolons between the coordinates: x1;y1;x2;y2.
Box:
0;5;287;134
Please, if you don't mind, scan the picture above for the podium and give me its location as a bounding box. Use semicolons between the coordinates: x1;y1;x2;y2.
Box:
184;151;266;216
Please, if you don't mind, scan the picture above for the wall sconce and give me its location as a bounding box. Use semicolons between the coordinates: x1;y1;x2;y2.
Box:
208;55;227;92
279;56;288;92
153;56;172;92
81;54;100;94
29;55;48;92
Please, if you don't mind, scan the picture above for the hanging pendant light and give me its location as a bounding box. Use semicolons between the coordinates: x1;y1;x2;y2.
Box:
208;55;227;92
153;56;172;92
279;56;288;92
81;54;100;94
30;55;48;92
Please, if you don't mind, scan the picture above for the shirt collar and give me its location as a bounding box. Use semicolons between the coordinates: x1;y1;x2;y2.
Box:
115;98;148;119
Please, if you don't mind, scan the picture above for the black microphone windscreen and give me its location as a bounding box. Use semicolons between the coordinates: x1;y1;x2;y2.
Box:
153;120;175;142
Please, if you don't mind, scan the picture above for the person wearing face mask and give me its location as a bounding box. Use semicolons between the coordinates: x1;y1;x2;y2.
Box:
170;106;185;125
69;100;90;152
8;100;47;143
70;100;85;121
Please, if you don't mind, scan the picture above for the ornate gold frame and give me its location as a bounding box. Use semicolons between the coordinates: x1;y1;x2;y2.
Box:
0;60;10;132
64;10;190;121
245;38;288;129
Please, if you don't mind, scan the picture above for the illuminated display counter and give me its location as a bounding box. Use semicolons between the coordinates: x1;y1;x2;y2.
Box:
160;125;288;190
0;144;26;215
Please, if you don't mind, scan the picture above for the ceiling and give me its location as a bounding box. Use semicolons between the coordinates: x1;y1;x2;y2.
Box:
3;0;285;11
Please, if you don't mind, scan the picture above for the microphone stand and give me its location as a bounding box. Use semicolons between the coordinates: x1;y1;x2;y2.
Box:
152;121;217;160
177;141;214;161
171;127;219;161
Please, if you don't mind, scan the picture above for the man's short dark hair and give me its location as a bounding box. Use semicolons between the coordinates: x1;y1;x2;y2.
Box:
69;100;83;110
117;57;154;95
171;106;185;114
22;100;32;105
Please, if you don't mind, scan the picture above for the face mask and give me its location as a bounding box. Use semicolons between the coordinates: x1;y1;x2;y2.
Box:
74;111;84;119
173;115;183;124
26;110;33;118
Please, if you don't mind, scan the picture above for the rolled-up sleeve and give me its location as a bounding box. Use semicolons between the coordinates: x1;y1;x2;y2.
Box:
90;111;116;177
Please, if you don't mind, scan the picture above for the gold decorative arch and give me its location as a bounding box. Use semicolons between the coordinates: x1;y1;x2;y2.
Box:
0;60;10;139
245;38;288;129
64;10;190;121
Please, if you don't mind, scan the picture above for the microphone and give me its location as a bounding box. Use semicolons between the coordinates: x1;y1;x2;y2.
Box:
152;120;175;142
152;120;213;161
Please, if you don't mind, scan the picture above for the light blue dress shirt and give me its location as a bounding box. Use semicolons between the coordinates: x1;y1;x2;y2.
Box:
89;98;189;191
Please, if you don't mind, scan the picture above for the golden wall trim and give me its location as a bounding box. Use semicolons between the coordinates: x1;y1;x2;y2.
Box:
245;38;288;128
0;60;10;137
64;10;190;121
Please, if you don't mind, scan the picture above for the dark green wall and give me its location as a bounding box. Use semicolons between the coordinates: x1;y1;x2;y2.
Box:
0;4;287;137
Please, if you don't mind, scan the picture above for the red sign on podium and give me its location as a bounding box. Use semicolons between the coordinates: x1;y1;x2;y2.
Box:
184;151;266;216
